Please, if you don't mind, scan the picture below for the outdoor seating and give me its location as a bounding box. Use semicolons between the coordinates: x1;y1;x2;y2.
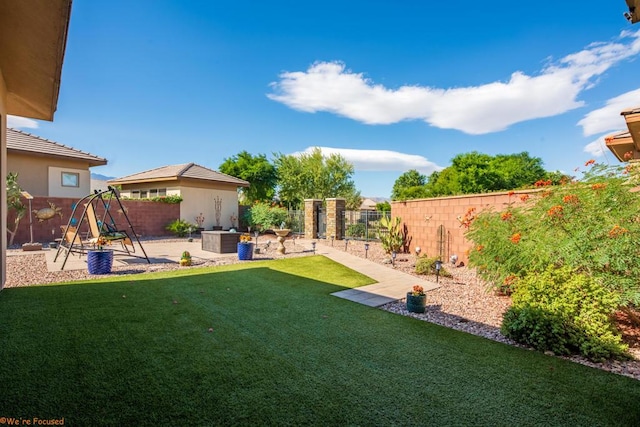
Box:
85;203;135;254
58;225;88;258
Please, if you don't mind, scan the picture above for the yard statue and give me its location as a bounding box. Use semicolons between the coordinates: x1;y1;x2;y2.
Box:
33;201;63;222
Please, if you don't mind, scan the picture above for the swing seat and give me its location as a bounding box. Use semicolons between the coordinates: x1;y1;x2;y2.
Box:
86;203;135;253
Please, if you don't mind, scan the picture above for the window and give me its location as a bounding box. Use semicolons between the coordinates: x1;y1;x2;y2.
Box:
140;190;148;199
148;188;167;198
131;190;140;199
61;172;79;187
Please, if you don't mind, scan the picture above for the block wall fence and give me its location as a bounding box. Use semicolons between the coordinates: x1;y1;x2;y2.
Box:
391;189;540;264
7;197;180;246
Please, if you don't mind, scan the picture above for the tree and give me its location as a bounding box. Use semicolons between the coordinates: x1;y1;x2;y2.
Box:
376;201;391;212
274;147;360;209
391;170;427;201
424;151;548;197
219;151;277;204
6;172;27;246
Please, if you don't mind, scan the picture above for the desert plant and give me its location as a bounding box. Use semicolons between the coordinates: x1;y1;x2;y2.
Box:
466;161;640;309
379;216;404;254
180;251;192;266
415;256;453;278
166;219;197;237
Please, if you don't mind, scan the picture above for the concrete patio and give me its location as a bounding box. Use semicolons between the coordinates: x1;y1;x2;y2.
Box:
35;237;439;308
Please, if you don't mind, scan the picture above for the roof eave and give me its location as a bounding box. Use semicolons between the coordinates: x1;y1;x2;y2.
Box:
0;0;73;120
8;148;107;166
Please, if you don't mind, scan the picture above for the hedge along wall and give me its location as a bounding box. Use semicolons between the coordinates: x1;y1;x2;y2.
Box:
391;189;539;264
6;197;180;246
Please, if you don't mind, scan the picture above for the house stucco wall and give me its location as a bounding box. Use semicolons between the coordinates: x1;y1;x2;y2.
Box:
48;166;91;197
1;69;7;288
116;179;242;230
8;152;94;197
180;186;240;230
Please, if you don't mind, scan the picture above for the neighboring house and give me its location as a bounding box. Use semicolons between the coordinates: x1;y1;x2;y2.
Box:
108;163;250;230
1;0;73;288
359;198;377;211
605;108;640;161
7;128;107;198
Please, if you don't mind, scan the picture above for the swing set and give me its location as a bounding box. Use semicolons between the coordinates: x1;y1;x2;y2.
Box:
54;186;150;270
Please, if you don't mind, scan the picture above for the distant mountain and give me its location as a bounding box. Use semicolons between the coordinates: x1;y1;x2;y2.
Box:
91;173;116;181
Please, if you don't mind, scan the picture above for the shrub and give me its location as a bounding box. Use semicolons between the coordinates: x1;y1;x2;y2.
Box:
121;195;183;204
466;162;640;307
415;256;452;278
166;219;197;237
346;223;366;238
502;265;628;361
243;201;290;232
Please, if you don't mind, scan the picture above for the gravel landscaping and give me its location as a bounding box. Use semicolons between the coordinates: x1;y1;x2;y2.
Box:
4;235;639;380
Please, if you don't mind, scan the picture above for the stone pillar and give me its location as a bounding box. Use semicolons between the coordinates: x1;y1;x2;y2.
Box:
304;199;322;239
326;198;346;240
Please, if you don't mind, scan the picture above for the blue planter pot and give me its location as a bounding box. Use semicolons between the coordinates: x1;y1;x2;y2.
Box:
406;292;427;313
237;243;254;260
87;250;114;274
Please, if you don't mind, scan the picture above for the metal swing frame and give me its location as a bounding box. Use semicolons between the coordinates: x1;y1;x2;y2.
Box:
54;186;150;270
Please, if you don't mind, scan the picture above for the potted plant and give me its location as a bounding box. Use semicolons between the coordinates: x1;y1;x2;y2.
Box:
87;236;113;274
237;233;254;260
406;285;427;313
180;250;192;266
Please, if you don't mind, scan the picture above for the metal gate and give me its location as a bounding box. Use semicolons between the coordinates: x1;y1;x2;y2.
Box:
316;206;326;238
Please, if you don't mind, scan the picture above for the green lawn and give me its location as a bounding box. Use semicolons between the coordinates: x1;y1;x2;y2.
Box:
1;256;639;426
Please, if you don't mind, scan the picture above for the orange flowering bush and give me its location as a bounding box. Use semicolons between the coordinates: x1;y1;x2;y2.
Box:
466;162;640;360
500;211;513;221
467;162;640;305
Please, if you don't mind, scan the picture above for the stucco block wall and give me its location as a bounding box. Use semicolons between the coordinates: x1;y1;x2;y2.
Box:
392;190;537;264
7;197;180;245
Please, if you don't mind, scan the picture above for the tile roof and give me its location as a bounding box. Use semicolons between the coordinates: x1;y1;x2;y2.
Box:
108;163;250;187
7;128;107;166
622;108;640;116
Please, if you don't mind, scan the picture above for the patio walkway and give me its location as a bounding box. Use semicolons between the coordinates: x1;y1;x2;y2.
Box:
39;237;439;308
310;243;440;307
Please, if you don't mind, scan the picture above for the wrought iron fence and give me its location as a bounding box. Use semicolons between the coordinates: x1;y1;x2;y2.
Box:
288;210;305;235
342;210;390;241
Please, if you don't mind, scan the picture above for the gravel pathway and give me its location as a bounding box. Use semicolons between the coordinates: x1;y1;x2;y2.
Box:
4;236;639;380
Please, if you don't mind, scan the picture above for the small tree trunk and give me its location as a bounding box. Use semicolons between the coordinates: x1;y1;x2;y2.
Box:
621;306;640;327
7;218;21;246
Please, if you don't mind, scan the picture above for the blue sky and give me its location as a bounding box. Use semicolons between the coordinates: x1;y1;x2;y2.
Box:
8;1;640;198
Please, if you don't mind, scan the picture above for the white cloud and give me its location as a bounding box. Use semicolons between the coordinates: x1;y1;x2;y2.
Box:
7;115;39;129
293;146;443;174
268;30;640;135
578;87;640;136
583;136;609;157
